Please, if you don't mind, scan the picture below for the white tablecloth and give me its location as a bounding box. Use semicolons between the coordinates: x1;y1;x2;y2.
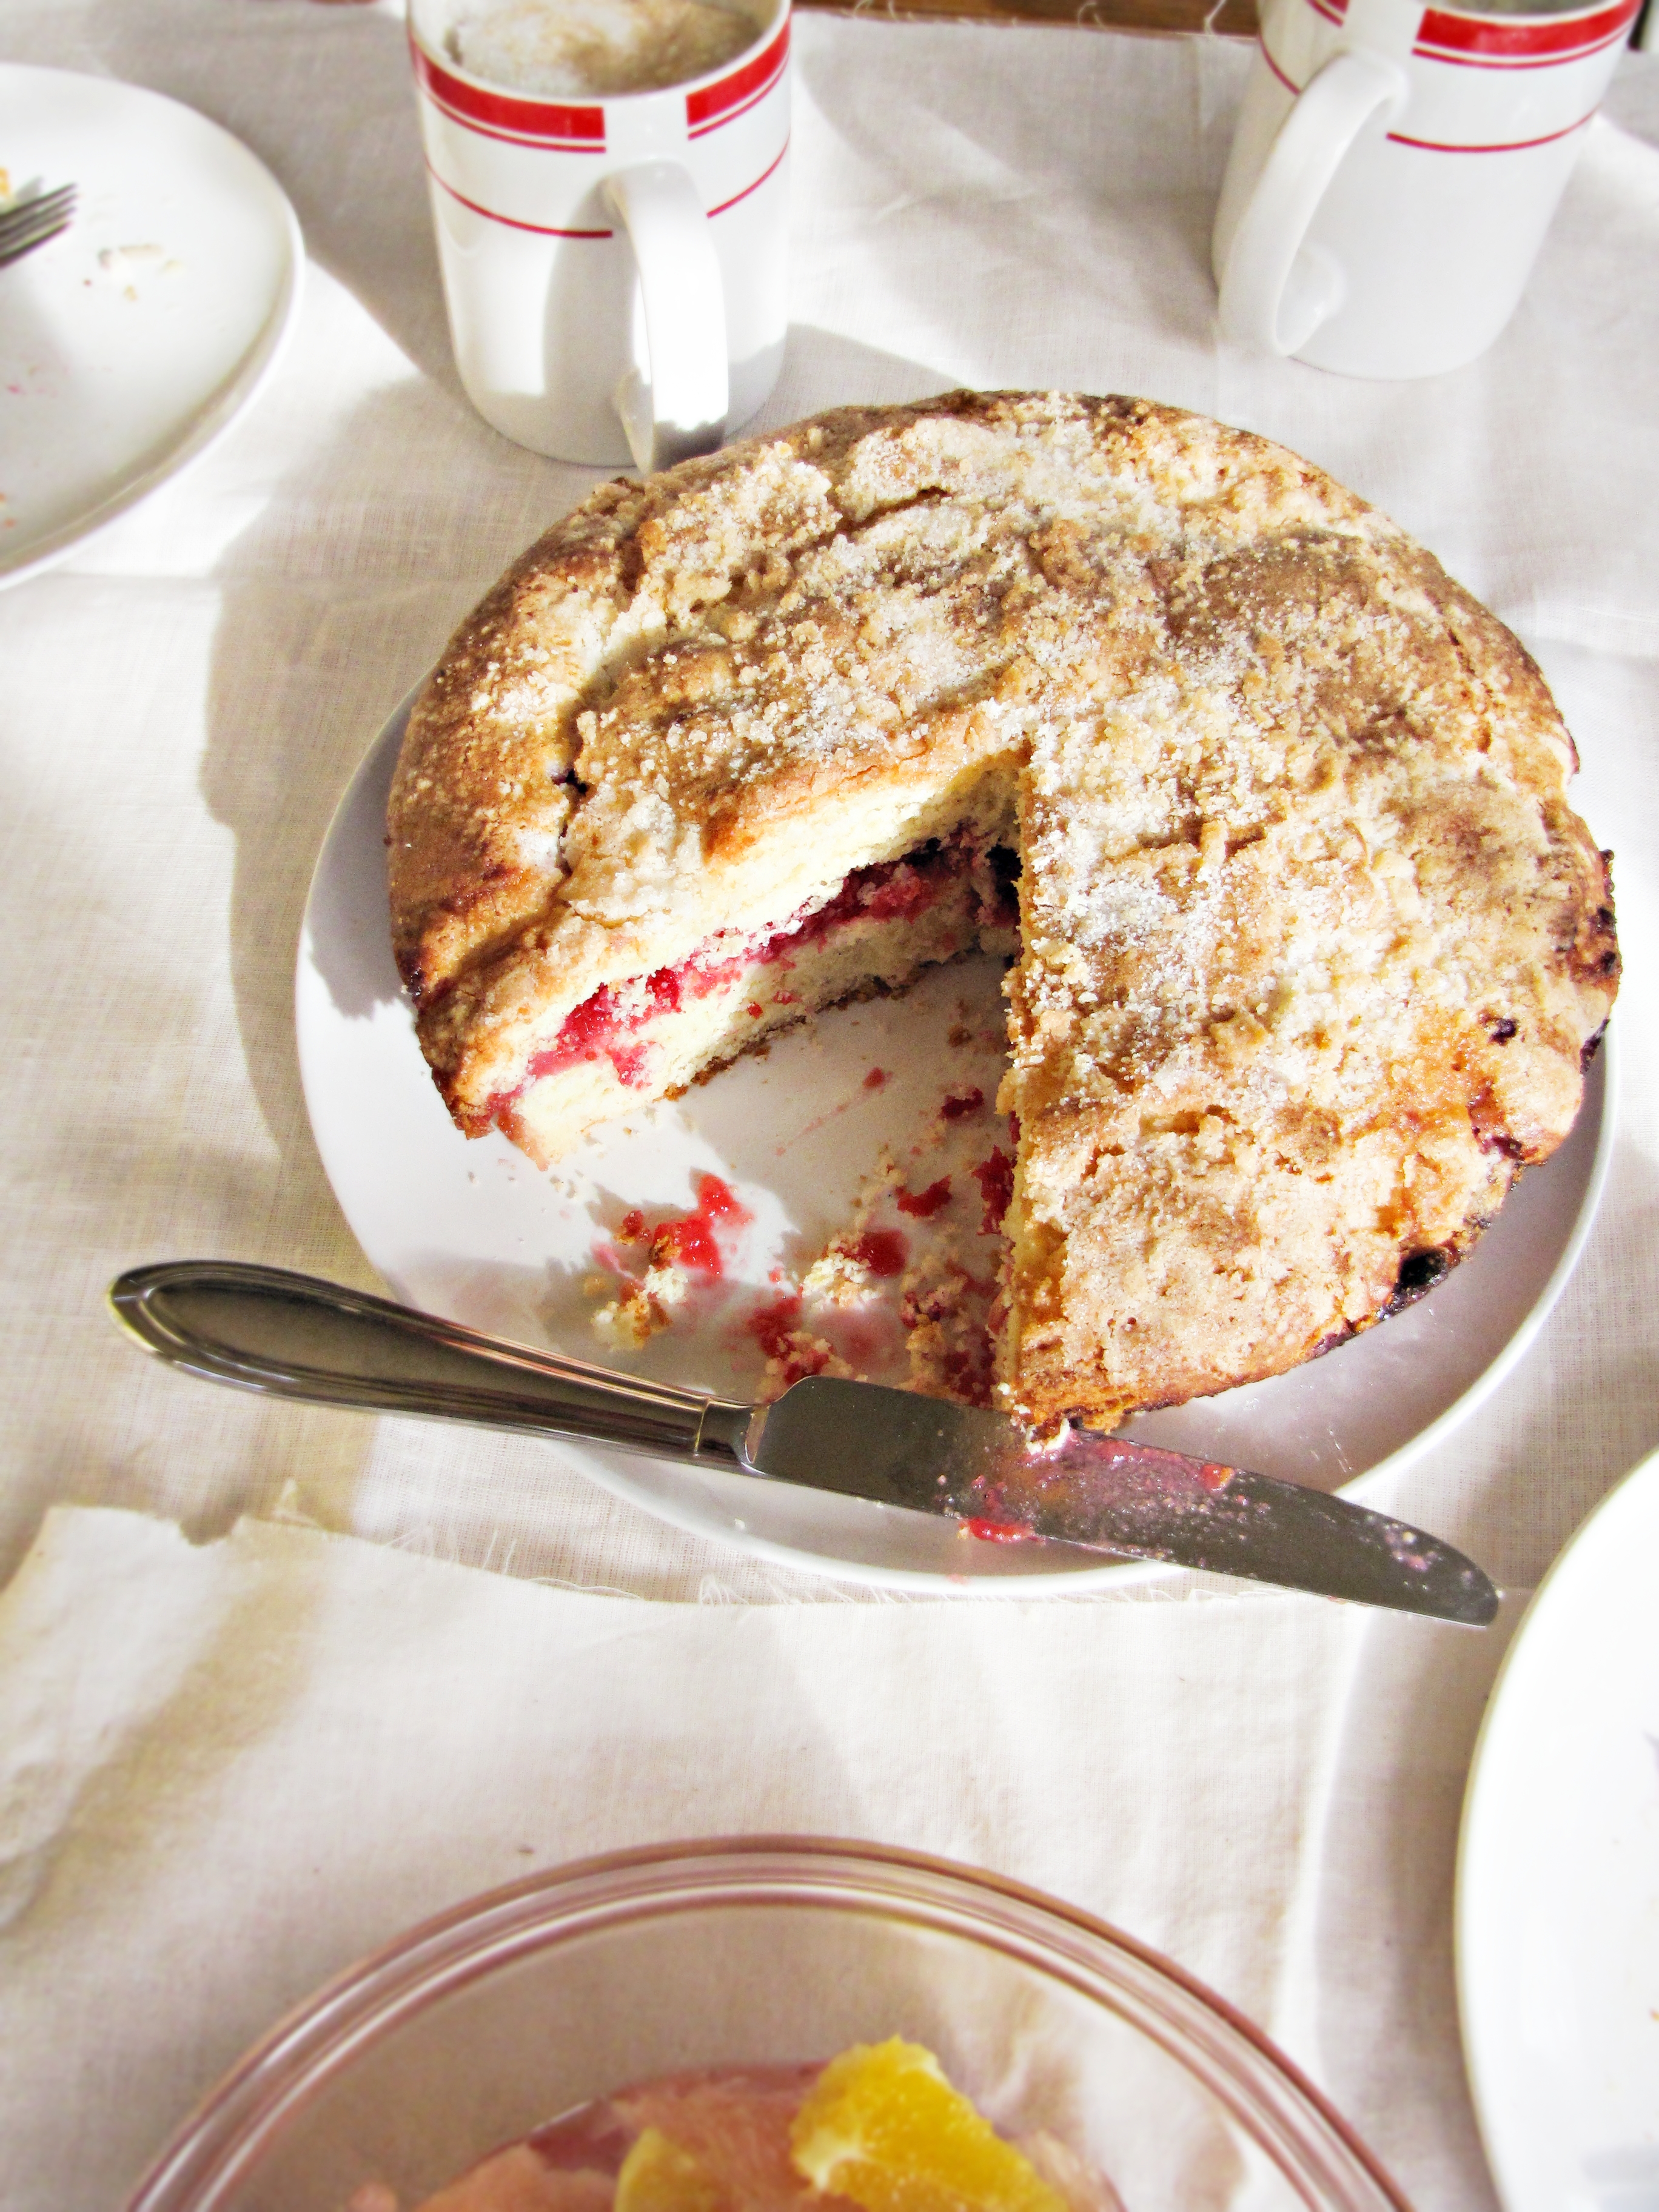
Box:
1;2;1657;2207
0;1504;1520;2211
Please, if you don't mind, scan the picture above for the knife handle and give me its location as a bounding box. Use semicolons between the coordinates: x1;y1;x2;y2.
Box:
109;1261;757;1469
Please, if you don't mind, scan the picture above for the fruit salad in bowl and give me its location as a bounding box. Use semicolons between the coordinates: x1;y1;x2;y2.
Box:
124;1839;1407;2212
374;2041;1127;2212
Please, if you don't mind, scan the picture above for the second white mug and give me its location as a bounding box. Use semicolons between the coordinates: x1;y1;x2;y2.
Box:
409;0;790;467
1212;0;1640;378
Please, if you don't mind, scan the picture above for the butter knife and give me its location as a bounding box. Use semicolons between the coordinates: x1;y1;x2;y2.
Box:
109;1261;1498;1623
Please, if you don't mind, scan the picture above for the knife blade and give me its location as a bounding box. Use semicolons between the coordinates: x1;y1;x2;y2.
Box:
108;1260;1497;1623
749;1376;1497;1620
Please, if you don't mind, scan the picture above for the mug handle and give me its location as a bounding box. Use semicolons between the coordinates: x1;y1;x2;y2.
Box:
605;161;729;474
1217;47;1407;357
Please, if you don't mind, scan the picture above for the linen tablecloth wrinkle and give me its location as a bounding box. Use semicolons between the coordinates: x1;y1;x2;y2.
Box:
1;3;1657;2208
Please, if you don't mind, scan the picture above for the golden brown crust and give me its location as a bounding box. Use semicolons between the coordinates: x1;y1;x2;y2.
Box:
388;391;1619;1426
387;475;652;1007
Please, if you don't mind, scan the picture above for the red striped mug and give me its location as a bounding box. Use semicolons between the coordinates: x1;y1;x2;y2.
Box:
409;0;789;464
1212;0;1640;376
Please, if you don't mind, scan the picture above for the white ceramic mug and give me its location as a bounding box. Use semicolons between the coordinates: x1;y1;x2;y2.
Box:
409;0;789;466
1212;0;1640;377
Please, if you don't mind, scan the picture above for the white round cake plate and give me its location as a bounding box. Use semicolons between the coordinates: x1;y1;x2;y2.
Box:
1456;1446;1659;2212
296;691;1615;1592
0;65;302;589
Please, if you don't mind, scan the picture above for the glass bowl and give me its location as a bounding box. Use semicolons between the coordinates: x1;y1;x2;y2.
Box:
126;1838;1408;2212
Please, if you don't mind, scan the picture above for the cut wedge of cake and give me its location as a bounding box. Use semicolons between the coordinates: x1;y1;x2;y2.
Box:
387;392;1618;1430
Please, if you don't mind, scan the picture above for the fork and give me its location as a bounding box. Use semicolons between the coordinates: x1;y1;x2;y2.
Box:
0;181;76;269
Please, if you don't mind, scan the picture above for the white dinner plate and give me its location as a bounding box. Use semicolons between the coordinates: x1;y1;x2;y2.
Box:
1458;1447;1659;2212
296;689;1614;1592
0;65;301;588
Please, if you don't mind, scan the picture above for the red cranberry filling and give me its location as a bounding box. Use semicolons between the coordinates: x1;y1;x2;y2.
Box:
494;833;1010;1122
647;1173;750;1279
971;1145;1014;1234
850;1228;908;1278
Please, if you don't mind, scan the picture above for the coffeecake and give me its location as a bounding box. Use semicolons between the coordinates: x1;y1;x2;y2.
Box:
388;392;1618;1430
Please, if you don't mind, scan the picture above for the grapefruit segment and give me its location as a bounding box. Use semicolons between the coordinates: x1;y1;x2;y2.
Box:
414;2147;615;2212
615;2130;729;2212
788;2041;1071;2212
614;2067;838;2212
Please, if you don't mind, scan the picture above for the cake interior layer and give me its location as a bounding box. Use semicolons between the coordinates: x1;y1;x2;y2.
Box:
495;834;1019;1165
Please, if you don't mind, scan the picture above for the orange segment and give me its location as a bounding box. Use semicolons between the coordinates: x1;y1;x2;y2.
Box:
788;2040;1071;2212
615;2129;731;2212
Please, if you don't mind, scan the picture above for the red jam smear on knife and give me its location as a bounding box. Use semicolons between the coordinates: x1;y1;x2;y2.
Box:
961;1516;1034;1544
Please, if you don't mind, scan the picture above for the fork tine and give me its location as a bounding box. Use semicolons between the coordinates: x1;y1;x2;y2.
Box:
0;220;72;268
0;203;75;246
0;212;70;250
0;184;76;267
0;207;72;249
0;183;76;228
0;183;76;220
